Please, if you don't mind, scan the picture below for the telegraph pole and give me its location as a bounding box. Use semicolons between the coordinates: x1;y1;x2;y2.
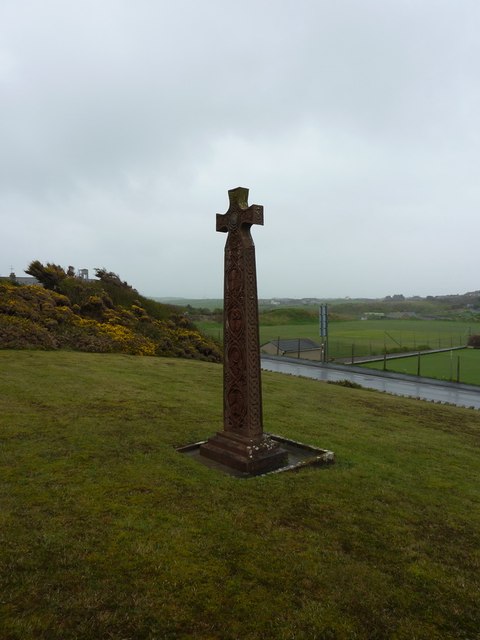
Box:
319;304;328;362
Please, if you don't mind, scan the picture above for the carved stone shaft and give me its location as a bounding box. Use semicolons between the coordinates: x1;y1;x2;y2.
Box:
200;187;287;474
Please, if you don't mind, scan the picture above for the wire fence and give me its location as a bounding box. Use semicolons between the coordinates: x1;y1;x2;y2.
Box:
327;334;468;360
363;349;480;386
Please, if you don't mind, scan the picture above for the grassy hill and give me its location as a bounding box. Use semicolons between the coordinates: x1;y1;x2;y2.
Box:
0;266;221;362
1;350;479;639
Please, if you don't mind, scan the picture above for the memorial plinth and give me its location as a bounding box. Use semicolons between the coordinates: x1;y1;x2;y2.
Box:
200;187;287;474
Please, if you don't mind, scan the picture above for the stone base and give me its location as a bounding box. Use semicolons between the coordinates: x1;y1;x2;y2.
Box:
178;435;334;478
199;431;288;475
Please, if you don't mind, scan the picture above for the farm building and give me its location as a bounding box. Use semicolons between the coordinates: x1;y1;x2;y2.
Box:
0;272;40;285
261;338;322;360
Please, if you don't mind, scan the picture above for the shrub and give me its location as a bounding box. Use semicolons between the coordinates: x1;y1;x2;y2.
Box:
468;334;480;348
0;315;57;350
25;260;67;290
0;264;221;362
327;379;364;389
80;295;108;320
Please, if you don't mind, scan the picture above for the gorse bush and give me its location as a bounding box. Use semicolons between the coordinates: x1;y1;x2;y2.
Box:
0;315;57;349
0;264;222;362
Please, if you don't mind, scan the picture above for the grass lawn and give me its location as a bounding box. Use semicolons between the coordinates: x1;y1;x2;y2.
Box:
1;350;479;639
362;348;480;386
198;318;480;359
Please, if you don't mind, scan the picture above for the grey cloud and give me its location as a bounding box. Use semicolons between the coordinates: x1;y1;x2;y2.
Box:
1;0;480;297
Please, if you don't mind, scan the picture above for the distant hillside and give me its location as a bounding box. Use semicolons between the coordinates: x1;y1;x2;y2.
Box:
260;307;317;325
153;298;223;312
0;263;221;362
179;293;480;323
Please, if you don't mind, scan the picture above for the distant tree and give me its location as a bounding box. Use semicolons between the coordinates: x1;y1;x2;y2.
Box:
94;267;117;283
468;335;480;348
25;261;67;291
67;265;76;277
94;268;134;290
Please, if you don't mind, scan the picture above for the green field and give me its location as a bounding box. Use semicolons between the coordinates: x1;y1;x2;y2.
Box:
362;348;480;385
1;350;480;639
198;318;480;359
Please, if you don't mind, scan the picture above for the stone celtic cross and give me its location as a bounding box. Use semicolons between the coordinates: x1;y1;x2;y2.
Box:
200;187;287;474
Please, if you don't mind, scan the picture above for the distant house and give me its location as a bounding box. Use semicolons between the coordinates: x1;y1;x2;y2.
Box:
14;276;40;286
361;312;385;320
385;312;417;319
261;338;322;361
0;272;40;286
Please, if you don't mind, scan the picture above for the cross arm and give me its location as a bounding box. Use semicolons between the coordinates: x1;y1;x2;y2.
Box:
216;187;264;233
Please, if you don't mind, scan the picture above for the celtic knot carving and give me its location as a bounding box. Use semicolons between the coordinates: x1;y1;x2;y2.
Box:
218;188;264;438
198;189;289;474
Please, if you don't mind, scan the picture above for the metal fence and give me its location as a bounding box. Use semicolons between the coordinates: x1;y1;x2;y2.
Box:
327;334;468;360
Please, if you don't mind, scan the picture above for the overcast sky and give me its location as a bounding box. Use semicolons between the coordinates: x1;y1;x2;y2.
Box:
1;0;479;299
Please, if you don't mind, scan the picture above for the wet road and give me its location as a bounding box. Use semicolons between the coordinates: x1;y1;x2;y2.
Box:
261;356;480;410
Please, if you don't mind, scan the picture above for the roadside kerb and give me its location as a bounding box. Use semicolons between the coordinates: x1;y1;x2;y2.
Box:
261;354;480;394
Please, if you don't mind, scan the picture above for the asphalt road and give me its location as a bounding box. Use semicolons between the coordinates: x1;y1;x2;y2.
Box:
261;356;480;410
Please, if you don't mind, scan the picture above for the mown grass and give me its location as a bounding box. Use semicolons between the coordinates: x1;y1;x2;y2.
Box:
362;348;480;385
1;351;479;639
325;319;477;357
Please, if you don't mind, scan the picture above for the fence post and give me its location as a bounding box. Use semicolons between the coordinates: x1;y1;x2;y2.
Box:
351;344;355;365
417;352;421;377
383;351;387;371
457;356;460;383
